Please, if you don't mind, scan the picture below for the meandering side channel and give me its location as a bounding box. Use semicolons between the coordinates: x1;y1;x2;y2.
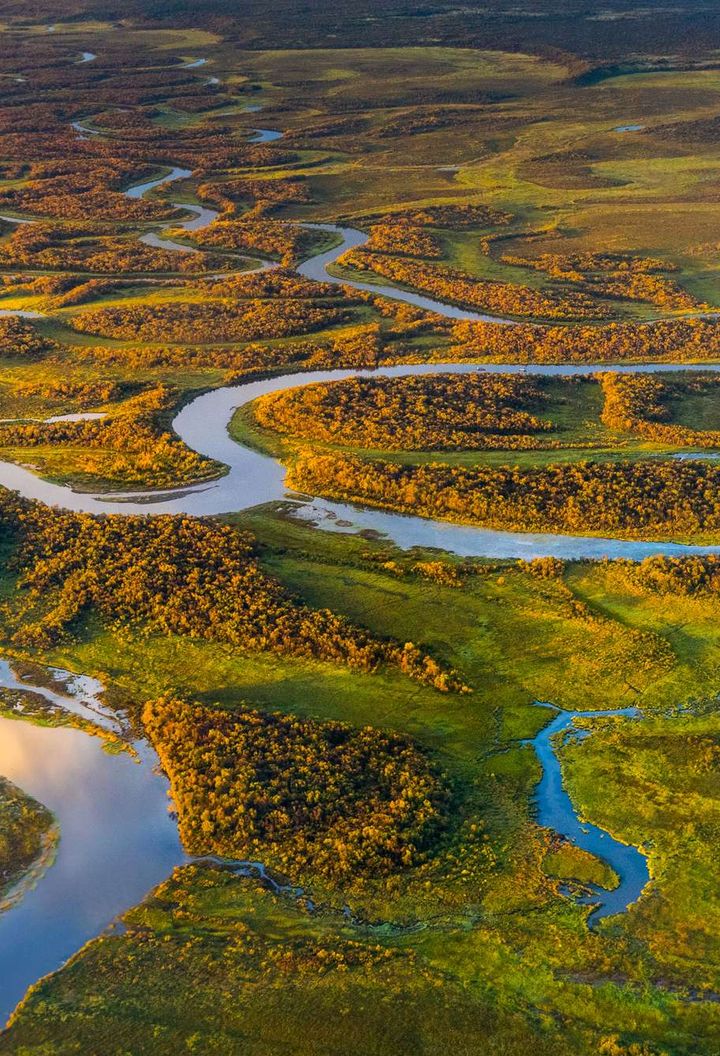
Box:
532;704;650;924
297;222;517;324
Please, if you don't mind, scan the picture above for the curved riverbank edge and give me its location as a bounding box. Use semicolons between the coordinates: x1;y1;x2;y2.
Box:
532;703;650;924
0;652;654;1033
0;659;415;1027
297;222;518;324
0;661;185;1026
3;361;720;560
0;822;60;917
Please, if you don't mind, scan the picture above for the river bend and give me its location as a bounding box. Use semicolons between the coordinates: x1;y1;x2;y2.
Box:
533;704;649;924
1;360;720;561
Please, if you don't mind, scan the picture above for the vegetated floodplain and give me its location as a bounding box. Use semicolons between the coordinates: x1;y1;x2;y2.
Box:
0;1;719;1055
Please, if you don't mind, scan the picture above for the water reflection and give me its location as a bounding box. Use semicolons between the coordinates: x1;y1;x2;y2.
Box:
0;707;184;1022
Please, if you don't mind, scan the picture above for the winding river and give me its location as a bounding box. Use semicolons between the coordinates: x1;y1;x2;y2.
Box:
533;704;649;924
297;222;516;323
0;79;702;1019
2;358;720;562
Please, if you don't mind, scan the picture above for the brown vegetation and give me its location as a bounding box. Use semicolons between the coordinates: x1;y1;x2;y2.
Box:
343;250;611;320
179;218;323;265
449;317;720;363
0;497;463;691
0;223;224;274
71;299;352;343
144;696;450;881
288;451;720;539
0;317;55;359
365;223;442;259
364;204;513;229
600;373;720;447
254;372;555;450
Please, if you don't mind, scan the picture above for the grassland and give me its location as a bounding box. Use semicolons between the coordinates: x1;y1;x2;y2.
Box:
234;372;720;472
1;507;720;1051
220;44;720;310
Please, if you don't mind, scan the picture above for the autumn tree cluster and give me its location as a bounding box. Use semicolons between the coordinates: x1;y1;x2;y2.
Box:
342;249;611;320
0;223;225;275
0;496;463;691
288;451;720;539
70;323;385;375
449;317;720;363
71;298;353;344
144;696;450;883
500;250;701;311
364;204;512;229
0;385;219;490
0;317;56;360
254;372;556;451
0;161;176;221
600;373;720;448
611;554;720;596
179;218;325;266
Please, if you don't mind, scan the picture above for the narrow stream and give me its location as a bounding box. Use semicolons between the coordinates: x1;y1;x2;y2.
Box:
71;119;103;138
250;128;284;143
532;704;650;923
122;144;274;266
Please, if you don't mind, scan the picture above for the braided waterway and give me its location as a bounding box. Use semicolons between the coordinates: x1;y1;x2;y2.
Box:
0;78;709;1021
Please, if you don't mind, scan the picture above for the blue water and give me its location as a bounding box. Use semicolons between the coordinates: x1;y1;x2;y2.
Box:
0;663;185;1024
532;704;650;924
